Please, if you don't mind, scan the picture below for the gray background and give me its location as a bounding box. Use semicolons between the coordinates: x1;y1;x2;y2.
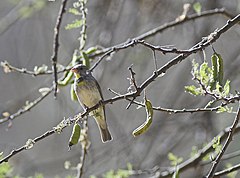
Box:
0;0;240;177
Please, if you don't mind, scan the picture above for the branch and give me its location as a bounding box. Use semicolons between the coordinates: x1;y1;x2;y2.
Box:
90;12;239;72
51;0;68;98
150;119;240;178
0;87;53;124
206;102;240;178
2;9;234;75
0;61;71;76
214;162;240;177
201;149;240;166
0;12;239;165
76;120;89;178
78;0;87;51
126;65;139;109
89;8;234;60
108;88;223;114
0;129;55;164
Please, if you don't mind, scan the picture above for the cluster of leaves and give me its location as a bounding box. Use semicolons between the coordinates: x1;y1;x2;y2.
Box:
65;0;86;30
168;153;183;178
168;153;183;167
185;53;232;112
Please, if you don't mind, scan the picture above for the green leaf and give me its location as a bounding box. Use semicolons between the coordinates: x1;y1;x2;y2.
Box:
200;62;210;85
210;54;218;90
217;106;227;113
212;136;221;149
65;19;83;30
211;53;224;91
191;59;199;77
223;80;230;97
185;85;201;96
193;2;202;14
215;82;222;94
34;64;48;74
58;71;73;86
190;146;198;157
168;153;183;166
85;47;98;54
58;51;80;86
68;123;81;149
217;106;233;113
216;53;224;87
132;97;153;137
81;51;90;69
68;8;81;15
168;152;178;161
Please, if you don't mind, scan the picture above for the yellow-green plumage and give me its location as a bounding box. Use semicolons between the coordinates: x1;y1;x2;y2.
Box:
72;64;112;143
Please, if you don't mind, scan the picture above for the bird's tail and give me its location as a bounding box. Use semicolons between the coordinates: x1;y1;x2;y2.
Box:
99;126;112;143
93;108;113;143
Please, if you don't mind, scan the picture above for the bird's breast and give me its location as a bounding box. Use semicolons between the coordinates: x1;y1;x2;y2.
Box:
75;80;102;108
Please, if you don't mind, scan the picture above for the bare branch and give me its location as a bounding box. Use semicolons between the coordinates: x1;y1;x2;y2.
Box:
76;120;89;178
0;11;239;166
150;119;240;178
206;102;240;178
0;87;53;124
214;162;240;177
0;61;71;76
51;0;68;98
0;129;55;164
89;8;235;59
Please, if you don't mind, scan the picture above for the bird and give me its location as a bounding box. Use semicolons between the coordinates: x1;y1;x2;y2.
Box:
71;64;112;143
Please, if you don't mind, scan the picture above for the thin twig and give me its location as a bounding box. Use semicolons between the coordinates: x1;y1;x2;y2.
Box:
214;162;240;177
89;8;234;60
51;0;68;98
206;102;240;178
90;12;239;72
0;129;55;164
77;120;89;178
78;0;87;51
201;149;240;166
0;114;81;164
108;88;224;114
151;120;240;178
0;13;239;165
126;65;139;109
0;60;71;76
0;87;54;124
152;50;158;71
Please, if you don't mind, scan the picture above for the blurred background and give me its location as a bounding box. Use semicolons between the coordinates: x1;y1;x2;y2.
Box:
0;0;240;177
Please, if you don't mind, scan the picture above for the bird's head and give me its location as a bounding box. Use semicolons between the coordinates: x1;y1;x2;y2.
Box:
71;64;88;78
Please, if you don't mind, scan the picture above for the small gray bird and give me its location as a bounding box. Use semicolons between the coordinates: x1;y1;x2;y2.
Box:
71;64;112;143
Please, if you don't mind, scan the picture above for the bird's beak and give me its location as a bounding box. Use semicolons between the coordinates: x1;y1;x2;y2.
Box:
71;67;77;73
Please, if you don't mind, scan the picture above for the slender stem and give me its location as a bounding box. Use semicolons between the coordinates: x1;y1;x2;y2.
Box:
51;0;68;98
205;102;240;178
